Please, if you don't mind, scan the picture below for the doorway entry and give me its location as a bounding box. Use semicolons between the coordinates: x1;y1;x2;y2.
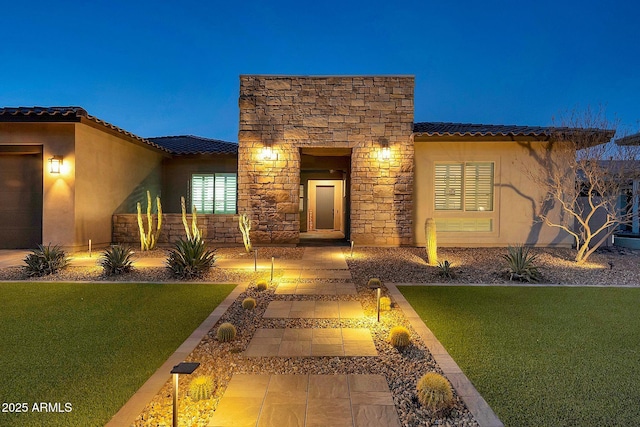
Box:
308;180;344;232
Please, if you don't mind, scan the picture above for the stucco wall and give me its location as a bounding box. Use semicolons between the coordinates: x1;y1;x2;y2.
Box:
413;137;572;247
0;122;76;248
74;122;164;249
238;75;415;245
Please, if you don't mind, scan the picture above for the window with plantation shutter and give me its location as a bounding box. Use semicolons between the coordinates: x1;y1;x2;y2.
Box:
214;173;237;214
464;163;493;211
434;162;494;212
435;164;463;210
191;173;237;214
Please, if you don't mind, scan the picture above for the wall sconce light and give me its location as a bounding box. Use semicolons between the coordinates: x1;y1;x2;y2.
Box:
261;144;277;161
379;139;390;161
48;155;63;174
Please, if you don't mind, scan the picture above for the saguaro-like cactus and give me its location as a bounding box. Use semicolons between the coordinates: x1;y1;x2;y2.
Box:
425;218;438;266
239;212;252;252
181;196;201;241
137;191;162;251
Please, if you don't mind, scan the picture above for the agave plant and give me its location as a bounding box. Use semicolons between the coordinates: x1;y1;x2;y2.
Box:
166;236;216;279
502;244;541;283
23;244;70;277
436;260;455;279
99;245;135;276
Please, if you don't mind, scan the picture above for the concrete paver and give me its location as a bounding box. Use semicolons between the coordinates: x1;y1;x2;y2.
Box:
275;282;357;295
245;328;377;357
208;374;400;427
263;300;364;319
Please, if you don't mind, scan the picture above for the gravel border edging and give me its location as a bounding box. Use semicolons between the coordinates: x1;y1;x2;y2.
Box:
387;283;504;427
105;282;247;427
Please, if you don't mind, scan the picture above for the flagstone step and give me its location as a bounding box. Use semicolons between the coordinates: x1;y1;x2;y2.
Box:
208;374;400;427
275;282;357;295
263;300;364;319
244;328;377;357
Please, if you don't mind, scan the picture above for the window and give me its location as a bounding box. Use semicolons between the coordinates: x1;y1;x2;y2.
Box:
191;173;237;214
435;162;494;211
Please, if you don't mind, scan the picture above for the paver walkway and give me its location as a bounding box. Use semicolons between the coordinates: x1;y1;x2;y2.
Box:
244;328;377;357
275;282;357;295
208;374;400;427
263;300;364;319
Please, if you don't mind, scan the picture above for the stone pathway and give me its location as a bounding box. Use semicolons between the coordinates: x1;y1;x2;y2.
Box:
244;328;377;357
208;374;400;427
206;246;402;427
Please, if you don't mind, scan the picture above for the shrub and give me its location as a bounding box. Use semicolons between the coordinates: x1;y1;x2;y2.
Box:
380;296;392;311
256;280;268;291
166;237;215;279
367;278;382;288
416;372;454;412
216;322;236;342
503;245;541;283
99;245;134;276
437;260;455;279
23;244;70;277
189;375;214;401
389;326;411;348
242;297;256;310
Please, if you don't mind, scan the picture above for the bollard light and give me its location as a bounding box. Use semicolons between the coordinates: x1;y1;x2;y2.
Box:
270;256;275;282
350;240;354;257
368;278;382;322
170;362;200;427
254;249;258;272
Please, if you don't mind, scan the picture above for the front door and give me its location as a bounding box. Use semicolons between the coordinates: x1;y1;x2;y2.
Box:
316;185;335;229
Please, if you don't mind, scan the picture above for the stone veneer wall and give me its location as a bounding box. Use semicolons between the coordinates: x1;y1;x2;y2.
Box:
238;75;415;245
112;214;243;246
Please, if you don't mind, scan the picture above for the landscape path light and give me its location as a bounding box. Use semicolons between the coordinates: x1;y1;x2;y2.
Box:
170;362;200;427
368;278;382;322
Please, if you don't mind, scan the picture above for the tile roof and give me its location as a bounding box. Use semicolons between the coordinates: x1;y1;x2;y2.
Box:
413;122;554;137
148;135;238;155
0;106;170;153
615;132;640;146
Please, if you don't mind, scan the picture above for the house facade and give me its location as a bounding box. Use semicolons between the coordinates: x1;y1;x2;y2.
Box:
0;75;585;250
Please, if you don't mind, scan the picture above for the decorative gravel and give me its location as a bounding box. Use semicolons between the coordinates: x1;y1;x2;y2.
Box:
4;245;639;426
133;278;479;427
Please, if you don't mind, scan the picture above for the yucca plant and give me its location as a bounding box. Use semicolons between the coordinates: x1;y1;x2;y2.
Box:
503;244;541;283
99;245;134;276
389;326;411;348
166;236;215;279
23;244;70;277
416;372;454;413
437;260;455;279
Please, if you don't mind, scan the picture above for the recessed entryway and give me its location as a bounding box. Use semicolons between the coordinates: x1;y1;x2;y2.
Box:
0;146;43;249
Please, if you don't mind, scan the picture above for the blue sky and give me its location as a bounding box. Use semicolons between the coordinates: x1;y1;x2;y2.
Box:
2;0;639;141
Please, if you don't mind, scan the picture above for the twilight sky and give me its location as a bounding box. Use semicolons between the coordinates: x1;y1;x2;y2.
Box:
2;0;639;141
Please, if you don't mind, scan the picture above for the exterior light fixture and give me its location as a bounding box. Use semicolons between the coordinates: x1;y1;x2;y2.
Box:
171;362;200;427
368;278;382;322
48;155;63;174
378;138;390;161
261;144;277;161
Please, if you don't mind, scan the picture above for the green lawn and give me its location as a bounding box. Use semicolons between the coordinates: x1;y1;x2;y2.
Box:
0;282;235;427
399;286;640;427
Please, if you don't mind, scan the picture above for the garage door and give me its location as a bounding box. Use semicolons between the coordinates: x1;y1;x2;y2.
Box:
0;147;43;249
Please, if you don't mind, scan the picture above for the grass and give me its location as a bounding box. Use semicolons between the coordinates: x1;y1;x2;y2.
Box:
0;282;235;427
399;286;640;427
